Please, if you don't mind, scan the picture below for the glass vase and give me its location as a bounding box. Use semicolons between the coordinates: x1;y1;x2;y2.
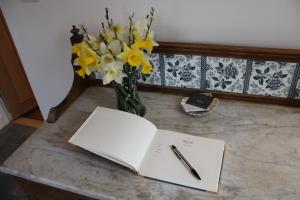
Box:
112;64;146;117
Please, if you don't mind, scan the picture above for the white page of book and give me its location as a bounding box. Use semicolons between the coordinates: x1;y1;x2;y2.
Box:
69;107;157;170
138;129;225;192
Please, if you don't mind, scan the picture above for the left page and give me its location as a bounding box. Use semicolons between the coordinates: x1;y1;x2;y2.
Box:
69;106;157;170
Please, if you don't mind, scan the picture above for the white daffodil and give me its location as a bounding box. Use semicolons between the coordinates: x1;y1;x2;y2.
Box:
117;28;130;44
108;40;122;55
100;54;114;66
102;61;127;85
103;29;115;42
86;35;100;50
99;42;108;54
133;18;148;39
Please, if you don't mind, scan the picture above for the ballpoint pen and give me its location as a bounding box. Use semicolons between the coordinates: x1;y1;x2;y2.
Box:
170;145;201;180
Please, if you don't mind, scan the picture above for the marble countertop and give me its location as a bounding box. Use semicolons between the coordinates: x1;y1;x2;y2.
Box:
1;87;300;200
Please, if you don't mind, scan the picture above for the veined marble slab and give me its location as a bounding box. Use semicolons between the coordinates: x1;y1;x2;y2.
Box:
1;87;300;200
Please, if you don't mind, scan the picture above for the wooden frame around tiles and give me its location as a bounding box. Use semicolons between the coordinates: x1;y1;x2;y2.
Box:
47;28;300;123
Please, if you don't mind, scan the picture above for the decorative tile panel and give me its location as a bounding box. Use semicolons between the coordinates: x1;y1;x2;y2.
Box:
164;54;202;88
92;52;300;100
138;53;161;85
296;79;300;99
206;57;247;93
248;61;297;97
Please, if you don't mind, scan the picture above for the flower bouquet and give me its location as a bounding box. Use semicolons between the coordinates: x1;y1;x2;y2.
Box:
70;8;158;116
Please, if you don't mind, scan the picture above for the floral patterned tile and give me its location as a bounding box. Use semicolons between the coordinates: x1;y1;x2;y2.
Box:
138;53;161;85
206;57;247;93
248;61;297;97
164;54;201;88
295;79;300;99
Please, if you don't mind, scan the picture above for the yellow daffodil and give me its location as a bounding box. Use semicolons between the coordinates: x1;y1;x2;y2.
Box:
103;61;127;85
127;49;145;67
72;42;101;77
131;21;158;53
74;56;94;78
132;37;155;53
117;42;131;62
74;55;101;77
72;43;81;55
118;43;146;67
112;24;122;34
140;55;153;74
146;31;159;47
141;63;153;74
72;42;89;57
76;68;86;78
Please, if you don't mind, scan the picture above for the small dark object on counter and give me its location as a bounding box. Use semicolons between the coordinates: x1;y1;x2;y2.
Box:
181;93;219;116
186;93;214;109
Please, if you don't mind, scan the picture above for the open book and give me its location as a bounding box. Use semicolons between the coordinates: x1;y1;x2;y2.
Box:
69;106;225;192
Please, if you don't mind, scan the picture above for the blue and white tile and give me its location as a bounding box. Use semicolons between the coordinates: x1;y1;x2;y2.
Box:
206;57;247;93
295;79;300;99
138;53;161;85
248;61;297;97
164;54;201;88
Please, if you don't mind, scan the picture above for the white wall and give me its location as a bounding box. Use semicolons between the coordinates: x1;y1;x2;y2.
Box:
1;0;300;119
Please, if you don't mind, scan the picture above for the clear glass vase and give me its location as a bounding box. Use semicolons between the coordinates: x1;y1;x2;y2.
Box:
112;64;146;117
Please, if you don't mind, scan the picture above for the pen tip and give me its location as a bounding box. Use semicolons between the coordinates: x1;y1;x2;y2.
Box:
191;169;201;180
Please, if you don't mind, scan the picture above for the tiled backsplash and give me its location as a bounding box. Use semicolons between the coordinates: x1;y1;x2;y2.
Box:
295;78;300;99
137;53;300;99
94;53;300;99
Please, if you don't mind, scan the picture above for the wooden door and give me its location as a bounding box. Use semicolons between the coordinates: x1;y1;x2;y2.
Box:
0;8;38;119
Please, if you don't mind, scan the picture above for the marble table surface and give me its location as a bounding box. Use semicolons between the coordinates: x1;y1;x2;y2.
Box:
1;87;300;200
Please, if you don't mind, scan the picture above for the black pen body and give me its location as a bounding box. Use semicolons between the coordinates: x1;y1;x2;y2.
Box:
170;145;202;180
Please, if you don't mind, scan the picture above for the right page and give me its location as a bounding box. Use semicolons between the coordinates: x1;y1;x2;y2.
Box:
138;129;225;192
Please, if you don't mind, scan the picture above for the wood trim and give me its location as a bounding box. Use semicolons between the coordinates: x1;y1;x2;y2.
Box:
88;80;300;107
138;84;300;107
0;8;39;119
14;117;43;129
47;26;88;123
155;42;300;62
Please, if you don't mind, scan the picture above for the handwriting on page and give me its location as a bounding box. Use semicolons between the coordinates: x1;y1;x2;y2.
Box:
181;139;194;148
153;139;194;155
154;143;163;154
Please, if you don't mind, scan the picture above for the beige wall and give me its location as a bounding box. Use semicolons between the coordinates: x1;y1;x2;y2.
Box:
1;0;300;118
